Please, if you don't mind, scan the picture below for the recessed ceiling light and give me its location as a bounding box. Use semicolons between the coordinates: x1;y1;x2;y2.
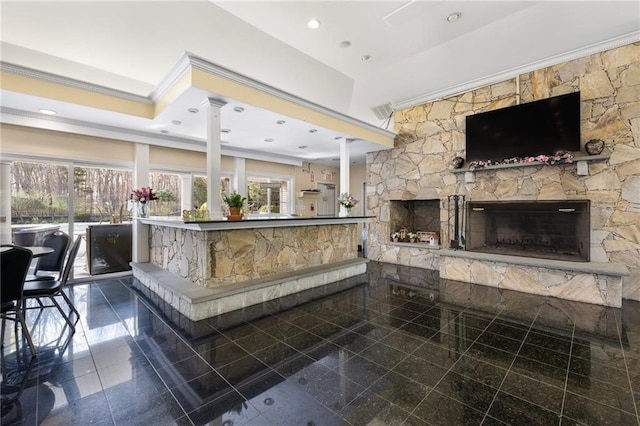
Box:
447;12;462;22
188;108;199;114
334;136;342;140
308;129;318;133
307;19;321;29
339;41;351;48
332;158;339;161
233;106;244;113
298;145;308;149
160;130;169;134
264;138;274;143
171;120;182;125
276;120;286;125
39;109;57;115
221;129;231;133
361;55;372;62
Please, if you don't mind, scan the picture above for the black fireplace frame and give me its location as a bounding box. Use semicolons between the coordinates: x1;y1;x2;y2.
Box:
465;200;590;262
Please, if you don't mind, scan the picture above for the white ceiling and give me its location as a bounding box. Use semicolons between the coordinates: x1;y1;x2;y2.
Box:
1;0;638;166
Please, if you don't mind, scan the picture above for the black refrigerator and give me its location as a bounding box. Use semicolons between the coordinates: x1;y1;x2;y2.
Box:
86;224;132;275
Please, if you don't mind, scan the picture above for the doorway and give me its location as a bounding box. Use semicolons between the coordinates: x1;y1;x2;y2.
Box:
317;183;336;216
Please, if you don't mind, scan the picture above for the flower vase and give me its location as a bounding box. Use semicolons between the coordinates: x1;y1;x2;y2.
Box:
138;202;149;218
339;207;351;217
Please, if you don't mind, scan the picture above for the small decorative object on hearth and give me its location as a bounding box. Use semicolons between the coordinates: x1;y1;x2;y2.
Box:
451;156;464;169
585;139;604;155
391;232;400;243
399;227;407;240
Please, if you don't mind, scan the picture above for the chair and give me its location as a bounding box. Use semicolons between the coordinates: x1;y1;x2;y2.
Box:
1;245;37;358
27;231;70;281
22;235;82;331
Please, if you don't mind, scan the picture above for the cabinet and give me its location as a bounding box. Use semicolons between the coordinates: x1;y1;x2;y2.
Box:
86;224;132;275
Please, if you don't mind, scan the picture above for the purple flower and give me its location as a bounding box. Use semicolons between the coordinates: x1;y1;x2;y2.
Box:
338;193;359;208
130;187;158;203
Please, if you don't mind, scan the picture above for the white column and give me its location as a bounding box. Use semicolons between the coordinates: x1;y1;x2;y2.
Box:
133;143;150;263
339;138;353;217
181;174;193;212
206;98;227;220
1;161;12;244
232;157;247;197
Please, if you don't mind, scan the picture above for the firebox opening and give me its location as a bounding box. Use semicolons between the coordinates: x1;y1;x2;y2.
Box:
390;199;440;241
466;200;590;262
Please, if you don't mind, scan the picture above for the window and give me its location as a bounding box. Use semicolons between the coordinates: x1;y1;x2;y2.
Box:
192;175;231;210
74;165;132;223
11;161;69;225
247;176;290;214
149;172;181;216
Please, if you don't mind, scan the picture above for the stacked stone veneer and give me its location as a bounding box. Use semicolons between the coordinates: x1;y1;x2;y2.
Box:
149;223;358;288
439;251;626;307
367;42;640;301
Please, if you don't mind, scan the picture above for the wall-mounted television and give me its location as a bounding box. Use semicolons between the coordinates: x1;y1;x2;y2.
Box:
465;92;581;162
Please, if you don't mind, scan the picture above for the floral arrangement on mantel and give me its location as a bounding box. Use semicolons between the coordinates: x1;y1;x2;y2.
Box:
130;186;158;203
337;193;359;209
468;151;574;171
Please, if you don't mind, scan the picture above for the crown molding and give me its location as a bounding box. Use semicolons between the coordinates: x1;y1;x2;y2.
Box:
1;107;303;166
0;62;153;104
392;32;640;110
2;53;395;143
149;51;193;102
0;106;202;148
0;152;133;169
185;52;396;139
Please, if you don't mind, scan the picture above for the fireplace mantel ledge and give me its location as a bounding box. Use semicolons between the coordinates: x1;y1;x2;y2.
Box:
439;249;629;277
451;154;610;174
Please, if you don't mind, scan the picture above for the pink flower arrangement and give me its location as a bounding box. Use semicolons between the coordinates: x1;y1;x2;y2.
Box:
468;151;573;170
130;187;158;203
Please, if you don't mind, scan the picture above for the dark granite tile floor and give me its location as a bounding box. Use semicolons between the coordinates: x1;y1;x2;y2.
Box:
2;261;639;425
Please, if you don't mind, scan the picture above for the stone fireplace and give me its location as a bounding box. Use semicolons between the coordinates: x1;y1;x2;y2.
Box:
366;43;639;303
466;200;590;262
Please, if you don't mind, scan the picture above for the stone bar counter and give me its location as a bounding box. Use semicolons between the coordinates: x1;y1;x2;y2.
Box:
131;216;370;320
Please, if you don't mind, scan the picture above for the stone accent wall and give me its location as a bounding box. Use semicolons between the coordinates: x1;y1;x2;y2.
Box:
367;42;640;300
150;223;358;288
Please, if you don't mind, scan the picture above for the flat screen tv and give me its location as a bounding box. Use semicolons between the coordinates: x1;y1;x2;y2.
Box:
465;92;581;163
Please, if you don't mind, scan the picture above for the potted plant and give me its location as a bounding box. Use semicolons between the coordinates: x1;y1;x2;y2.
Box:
408;232;417;243
391;232;400;242
223;191;246;221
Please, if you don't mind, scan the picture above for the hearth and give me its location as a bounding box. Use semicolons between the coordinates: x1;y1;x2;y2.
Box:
466;200;590;262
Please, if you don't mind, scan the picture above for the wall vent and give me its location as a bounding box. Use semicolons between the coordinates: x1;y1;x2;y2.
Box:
370;102;394;121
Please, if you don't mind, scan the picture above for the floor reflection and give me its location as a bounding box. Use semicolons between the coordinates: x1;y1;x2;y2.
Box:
2;261;639;425
1;301;77;423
